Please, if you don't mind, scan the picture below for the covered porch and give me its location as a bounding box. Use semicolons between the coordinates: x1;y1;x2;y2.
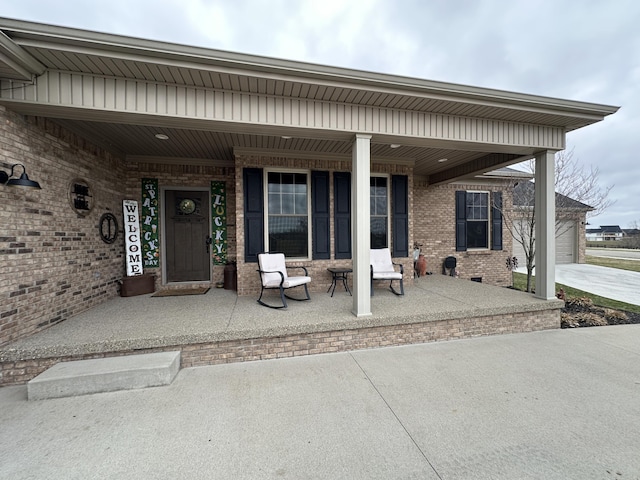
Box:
0;276;562;386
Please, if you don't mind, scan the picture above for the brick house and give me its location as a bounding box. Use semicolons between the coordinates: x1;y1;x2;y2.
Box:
0;18;618;346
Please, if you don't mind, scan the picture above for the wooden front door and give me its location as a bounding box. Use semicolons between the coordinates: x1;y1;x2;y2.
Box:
165;190;211;282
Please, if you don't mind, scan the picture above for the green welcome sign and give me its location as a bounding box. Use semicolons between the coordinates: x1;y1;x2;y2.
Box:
141;178;159;268
211;181;227;265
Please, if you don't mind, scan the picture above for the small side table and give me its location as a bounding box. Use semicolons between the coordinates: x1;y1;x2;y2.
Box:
327;267;352;297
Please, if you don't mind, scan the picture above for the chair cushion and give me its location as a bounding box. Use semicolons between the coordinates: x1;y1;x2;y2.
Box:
372;271;403;280
284;276;311;288
262;275;311;289
370;248;395;273
258;253;288;286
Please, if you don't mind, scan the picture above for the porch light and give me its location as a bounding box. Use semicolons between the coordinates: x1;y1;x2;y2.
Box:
390;144;401;149
0;164;41;189
154;133;169;140
438;158;448;163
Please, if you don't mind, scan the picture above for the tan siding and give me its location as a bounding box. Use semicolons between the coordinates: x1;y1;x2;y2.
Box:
3;71;566;150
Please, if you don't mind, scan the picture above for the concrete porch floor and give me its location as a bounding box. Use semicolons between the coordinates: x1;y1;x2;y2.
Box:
0;275;563;385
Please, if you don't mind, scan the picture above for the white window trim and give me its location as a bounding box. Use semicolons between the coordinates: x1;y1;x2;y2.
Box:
263;168;312;261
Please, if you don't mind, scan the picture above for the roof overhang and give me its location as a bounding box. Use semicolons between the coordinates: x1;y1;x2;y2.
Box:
0;17;620;182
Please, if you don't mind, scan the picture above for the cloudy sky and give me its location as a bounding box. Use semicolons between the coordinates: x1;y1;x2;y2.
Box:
2;0;639;227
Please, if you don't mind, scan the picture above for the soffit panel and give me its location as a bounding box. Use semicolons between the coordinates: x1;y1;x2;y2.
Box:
50;117;491;177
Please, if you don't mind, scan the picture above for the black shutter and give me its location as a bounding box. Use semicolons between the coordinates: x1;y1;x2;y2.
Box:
334;172;351;259
491;191;503;250
455;191;467;252
392;175;409;257
243;168;264;262
311;171;330;259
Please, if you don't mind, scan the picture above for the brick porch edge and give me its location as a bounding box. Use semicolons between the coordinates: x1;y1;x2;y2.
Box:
0;309;559;386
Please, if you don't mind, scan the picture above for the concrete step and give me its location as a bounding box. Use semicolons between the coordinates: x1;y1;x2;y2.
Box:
27;351;181;400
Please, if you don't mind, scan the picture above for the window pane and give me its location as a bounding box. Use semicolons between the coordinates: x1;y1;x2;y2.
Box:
467;220;488;248
280;182;293;193
371;217;387;248
295;193;307;214
294;174;306;191
268;172;280;193
268;194;280;214
281;194;294;214
269;216;308;257
370;177;388;247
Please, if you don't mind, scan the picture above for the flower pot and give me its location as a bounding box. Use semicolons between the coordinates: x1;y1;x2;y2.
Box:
120;274;156;297
416;254;427;277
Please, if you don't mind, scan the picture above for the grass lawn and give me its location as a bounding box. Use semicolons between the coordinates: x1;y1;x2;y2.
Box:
586;255;640;273
512;272;640;314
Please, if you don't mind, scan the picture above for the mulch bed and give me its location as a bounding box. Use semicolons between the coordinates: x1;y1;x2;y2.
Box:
560;295;640;328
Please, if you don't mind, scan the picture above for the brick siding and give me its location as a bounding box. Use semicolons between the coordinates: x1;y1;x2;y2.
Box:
413;180;514;286
0;307;559;385
0;107;127;346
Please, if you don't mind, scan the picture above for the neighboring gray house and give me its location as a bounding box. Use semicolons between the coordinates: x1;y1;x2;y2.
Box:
512;181;593;264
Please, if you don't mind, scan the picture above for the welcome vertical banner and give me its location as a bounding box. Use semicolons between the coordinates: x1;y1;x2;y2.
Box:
123;200;143;276
211;181;227;265
141;178;159;268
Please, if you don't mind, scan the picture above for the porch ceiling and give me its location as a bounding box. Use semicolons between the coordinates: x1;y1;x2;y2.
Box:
49;117;511;178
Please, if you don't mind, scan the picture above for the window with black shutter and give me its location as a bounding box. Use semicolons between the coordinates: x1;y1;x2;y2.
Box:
455;190;503;251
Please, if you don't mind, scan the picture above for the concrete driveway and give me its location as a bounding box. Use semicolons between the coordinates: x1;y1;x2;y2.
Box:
516;264;640;306
555;264;640;306
1;326;640;479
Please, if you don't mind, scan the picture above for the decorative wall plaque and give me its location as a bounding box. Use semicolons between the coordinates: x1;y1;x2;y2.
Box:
99;213;118;244
69;178;96;217
68;178;95;216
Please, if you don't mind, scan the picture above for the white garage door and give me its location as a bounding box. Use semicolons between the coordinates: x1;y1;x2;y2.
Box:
556;221;576;264
511;220;576;265
512;234;526;267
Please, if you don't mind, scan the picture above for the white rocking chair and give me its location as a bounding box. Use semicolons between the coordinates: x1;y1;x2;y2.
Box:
257;253;312;309
370;248;404;296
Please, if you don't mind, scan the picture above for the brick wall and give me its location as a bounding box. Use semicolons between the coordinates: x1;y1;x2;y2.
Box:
413;180;513;286
0;307;559;386
0;108;127;345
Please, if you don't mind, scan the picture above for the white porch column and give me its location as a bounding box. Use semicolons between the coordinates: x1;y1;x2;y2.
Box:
352;134;372;317
534;150;556;300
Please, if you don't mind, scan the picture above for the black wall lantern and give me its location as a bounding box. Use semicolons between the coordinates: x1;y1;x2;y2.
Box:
0;163;41;189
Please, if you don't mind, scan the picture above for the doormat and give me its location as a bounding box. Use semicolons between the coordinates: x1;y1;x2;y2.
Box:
152;287;210;297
